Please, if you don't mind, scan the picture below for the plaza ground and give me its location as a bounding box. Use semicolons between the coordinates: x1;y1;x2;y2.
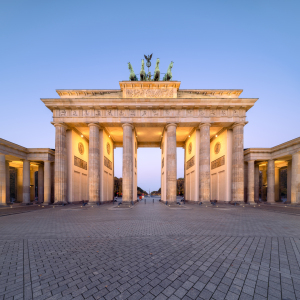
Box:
1;200;300;300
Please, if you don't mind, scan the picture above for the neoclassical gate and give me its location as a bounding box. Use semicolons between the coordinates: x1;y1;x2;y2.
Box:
42;81;257;205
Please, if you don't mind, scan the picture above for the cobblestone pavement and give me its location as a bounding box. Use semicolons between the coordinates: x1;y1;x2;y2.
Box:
1;201;300;300
0;205;51;217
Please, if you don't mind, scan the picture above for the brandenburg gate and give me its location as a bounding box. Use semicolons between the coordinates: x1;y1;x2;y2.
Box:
41;80;257;205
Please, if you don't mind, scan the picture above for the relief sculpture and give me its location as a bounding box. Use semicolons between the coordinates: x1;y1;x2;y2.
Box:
152;110;159;116
126;88;173;98
60;110;66;116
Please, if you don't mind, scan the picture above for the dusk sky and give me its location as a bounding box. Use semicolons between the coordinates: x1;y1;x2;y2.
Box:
1;1;299;192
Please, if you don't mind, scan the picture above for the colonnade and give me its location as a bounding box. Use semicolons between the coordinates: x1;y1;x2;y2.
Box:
246;152;300;204
52;122;247;204
0;153;52;205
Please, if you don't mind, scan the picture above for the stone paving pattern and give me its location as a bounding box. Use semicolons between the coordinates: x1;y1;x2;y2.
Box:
1;201;300;300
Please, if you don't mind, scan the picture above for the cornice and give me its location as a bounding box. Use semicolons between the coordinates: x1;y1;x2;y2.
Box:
244;137;300;155
55;88;244;98
41;98;258;112
56;90;121;97
178;89;243;97
27;148;55;155
0;138;28;153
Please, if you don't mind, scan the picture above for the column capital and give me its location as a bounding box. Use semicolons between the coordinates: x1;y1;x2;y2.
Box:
231;122;246;129
122;123;134;129
165;123;177;130
199;122;211;130
88;123;102;129
52;122;68;129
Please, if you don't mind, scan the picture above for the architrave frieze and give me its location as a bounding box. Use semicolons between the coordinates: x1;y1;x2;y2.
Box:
53;108;247;120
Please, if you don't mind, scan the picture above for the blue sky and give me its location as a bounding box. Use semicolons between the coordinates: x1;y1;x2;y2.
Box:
1;0;299;191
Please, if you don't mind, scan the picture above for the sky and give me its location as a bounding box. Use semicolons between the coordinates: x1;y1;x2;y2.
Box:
1;0;299;192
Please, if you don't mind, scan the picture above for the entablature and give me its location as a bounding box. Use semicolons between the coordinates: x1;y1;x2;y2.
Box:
244;137;300;161
0;138;55;162
42;98;258;112
51;108;247;127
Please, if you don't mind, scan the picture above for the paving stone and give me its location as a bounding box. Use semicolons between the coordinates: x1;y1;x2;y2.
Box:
1;202;300;300
162;286;175;297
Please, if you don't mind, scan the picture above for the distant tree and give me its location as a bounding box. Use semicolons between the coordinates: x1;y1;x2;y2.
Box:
177;178;184;195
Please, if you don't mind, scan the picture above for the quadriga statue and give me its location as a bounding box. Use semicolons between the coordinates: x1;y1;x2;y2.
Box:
153;58;160;81
163;61;174;81
128;62;138;81
140;59;146;81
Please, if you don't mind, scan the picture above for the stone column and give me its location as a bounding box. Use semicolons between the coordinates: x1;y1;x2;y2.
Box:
0;154;6;206
262;166;267;201
166;123;177;204
38;164;44;203
244;162;248;202
291;152;300;204
232;123;244;202
44;161;51;204
17;167;23;202
254;163;259;202
287;160;292;203
23;160;30;204
122;123;134;204
199;123;211;202
88;123;100;204
275;167;280;202
54;123;68;204
184;145;186;200
267;160;275;203
247;160;255;204
30;168;35;201
6;160;10;203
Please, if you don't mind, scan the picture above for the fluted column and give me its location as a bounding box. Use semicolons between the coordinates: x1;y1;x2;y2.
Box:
17;167;23;202
0;154;6;205
30;168;35;201
166;123;177;204
254;163;259;202
44;161;51;204
232;123;244;202
38;164;44;203
247;160;255;204
287;160;292;203
267;159;275;203
199;123;211;202
291;152;300;204
23;160;30;204
275;167;280;202
88;124;100;204
122;123;134;204
6;160;10;203
54;123;68;204
262;166;267;201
